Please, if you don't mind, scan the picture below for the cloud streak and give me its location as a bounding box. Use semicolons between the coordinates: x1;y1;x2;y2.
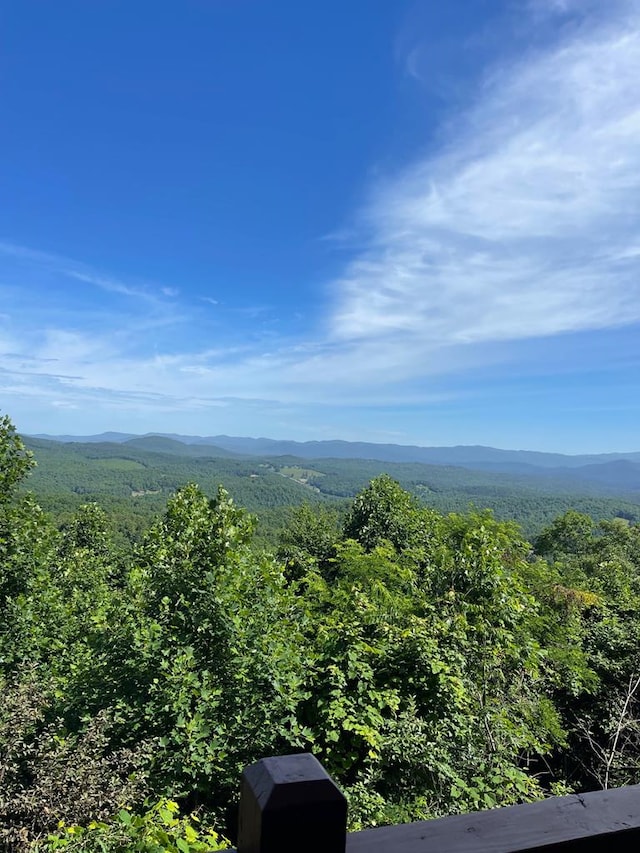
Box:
0;241;171;304
330;2;640;367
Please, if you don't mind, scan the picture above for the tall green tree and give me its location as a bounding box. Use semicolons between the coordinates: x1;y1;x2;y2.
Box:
119;484;308;812
343;474;435;554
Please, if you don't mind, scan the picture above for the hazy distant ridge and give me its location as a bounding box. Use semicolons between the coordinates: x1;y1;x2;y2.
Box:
31;432;640;470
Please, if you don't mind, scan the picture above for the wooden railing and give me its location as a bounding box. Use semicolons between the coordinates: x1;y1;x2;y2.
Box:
232;753;640;853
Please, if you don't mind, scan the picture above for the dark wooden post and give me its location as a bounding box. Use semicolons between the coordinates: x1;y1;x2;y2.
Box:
237;752;347;853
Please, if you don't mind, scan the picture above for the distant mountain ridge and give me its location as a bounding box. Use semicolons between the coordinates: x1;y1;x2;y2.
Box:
122;435;237;458
22;433;640;518
30;431;640;470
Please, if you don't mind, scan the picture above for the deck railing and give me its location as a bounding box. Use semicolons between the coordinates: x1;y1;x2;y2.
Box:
233;753;640;853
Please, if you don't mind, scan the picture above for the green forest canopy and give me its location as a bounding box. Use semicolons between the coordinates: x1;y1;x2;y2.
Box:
21;434;640;549
2;414;640;851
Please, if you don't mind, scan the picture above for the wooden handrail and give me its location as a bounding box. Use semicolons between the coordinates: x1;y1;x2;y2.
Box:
234;753;640;853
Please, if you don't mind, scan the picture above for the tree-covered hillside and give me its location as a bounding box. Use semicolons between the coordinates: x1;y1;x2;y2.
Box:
22;436;640;545
3;414;640;851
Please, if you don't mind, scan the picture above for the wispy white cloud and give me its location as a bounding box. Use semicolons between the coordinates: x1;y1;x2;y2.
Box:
329;1;640;372
65;270;151;301
0;241;174;304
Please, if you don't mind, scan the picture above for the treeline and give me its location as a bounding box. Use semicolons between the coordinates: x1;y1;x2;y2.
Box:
2;415;640;851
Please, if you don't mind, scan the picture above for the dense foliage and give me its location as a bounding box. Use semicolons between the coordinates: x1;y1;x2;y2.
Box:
3;416;640;850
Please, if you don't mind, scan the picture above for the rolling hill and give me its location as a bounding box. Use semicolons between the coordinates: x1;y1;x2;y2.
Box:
30;432;640;494
22;435;640;544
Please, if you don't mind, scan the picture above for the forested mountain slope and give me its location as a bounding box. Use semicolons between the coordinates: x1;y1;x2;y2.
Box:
23;436;640;543
33;431;640;469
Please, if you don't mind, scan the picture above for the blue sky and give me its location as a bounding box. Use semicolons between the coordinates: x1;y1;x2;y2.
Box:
2;0;640;452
